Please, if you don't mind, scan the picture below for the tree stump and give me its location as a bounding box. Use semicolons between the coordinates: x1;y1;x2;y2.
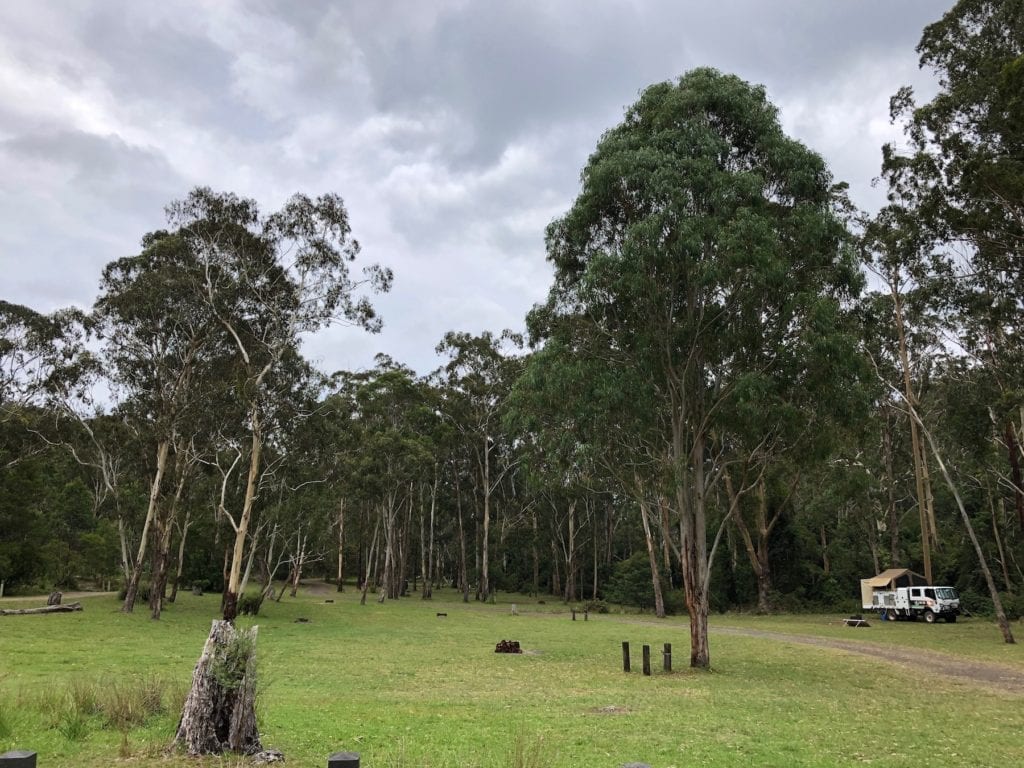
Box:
47;591;62;606
495;640;522;654
173;620;261;756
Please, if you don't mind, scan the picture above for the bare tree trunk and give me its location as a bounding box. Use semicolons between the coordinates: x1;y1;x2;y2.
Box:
564;499;577;603
152;464;189;619
531;507;539;598
480;435;491;603
336;499;345;592
173;620;261;756
639;497;666;618
883;406;901;565
169;510;192;604
550;537;561;598
910;408;1015;643
1006;421;1024;531
820;525;830;576
867;515;880;577
456;472;469;603
992;494;1013;592
123;439;170;613
118;516;132;586
893;287;934;583
423;473;438;599
224;422;264;622
360;521;380;606
288;530;307;598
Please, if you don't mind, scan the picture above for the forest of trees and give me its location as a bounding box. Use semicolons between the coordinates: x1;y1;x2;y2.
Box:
1;1;1022;668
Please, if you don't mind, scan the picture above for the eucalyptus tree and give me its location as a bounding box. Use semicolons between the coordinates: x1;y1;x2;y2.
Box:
338;359;435;600
532;69;862;668
436;330;524;603
884;0;1024;530
92;230;218;612
166;187;391;622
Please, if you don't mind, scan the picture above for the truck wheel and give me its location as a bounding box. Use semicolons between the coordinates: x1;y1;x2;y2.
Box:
924;610;937;624
886;609;899;622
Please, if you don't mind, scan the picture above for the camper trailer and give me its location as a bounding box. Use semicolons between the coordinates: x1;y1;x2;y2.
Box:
860;568;961;623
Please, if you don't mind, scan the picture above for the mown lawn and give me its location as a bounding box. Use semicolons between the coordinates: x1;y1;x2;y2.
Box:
1;589;1023;767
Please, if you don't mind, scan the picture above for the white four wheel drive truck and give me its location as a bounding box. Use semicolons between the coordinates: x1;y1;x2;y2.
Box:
860;568;961;623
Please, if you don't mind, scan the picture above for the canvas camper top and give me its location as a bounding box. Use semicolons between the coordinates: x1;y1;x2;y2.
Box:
860;568;927;607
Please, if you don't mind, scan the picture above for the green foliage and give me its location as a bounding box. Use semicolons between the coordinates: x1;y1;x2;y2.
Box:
581;599;608;614
604;552;664;612
117;582;150;602
210;630;257;693
237;592;263;616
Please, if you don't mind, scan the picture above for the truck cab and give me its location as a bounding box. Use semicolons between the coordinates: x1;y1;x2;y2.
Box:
896;586;960;623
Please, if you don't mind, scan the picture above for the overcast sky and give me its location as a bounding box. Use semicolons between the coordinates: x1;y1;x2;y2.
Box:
0;1;951;377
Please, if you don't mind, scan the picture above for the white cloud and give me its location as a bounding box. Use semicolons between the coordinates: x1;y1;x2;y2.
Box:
0;0;955;374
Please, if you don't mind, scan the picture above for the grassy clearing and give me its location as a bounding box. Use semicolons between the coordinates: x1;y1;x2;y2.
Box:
1;589;1023;767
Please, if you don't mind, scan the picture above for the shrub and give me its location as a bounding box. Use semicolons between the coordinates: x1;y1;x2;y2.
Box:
116;582;151;602
582;599;609;614
238;592;263;616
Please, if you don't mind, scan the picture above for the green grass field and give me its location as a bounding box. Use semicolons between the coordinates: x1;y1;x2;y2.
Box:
2;588;1023;767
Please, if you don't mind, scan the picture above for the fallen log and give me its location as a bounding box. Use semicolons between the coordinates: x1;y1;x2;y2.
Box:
0;602;83;616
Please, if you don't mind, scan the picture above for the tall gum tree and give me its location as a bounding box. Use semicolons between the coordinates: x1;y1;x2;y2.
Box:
884;0;1024;531
93;232;215;613
166;187;391;623
171;188;389;757
531;69;862;668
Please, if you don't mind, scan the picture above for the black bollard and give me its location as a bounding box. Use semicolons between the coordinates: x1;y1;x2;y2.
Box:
622;641;630;672
571;608;576;621
642;644;651;676
328;751;360;768
663;642;672;673
0;751;37;768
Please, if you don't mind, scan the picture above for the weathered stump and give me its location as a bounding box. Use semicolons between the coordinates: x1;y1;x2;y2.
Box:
47;591;62;606
495;640;522;654
173;620;261;756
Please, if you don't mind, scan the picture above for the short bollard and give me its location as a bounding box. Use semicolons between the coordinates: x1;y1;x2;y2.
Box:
571;608;576;621
663;642;672;673
328;751;360;768
622;641;631;672
642;644;651;676
0;751;37;768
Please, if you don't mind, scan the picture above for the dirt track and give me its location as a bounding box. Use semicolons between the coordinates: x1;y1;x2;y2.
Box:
609;615;1024;694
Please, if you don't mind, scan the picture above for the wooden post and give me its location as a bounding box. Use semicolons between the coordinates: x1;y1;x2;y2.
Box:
328;751;360;768
0;751;37;768
663;643;672;673
642;644;651;676
571;608;576;621
584;608;589;621
622;641;630;672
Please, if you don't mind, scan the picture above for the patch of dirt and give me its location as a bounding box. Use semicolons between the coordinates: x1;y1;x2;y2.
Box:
590;705;631;715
